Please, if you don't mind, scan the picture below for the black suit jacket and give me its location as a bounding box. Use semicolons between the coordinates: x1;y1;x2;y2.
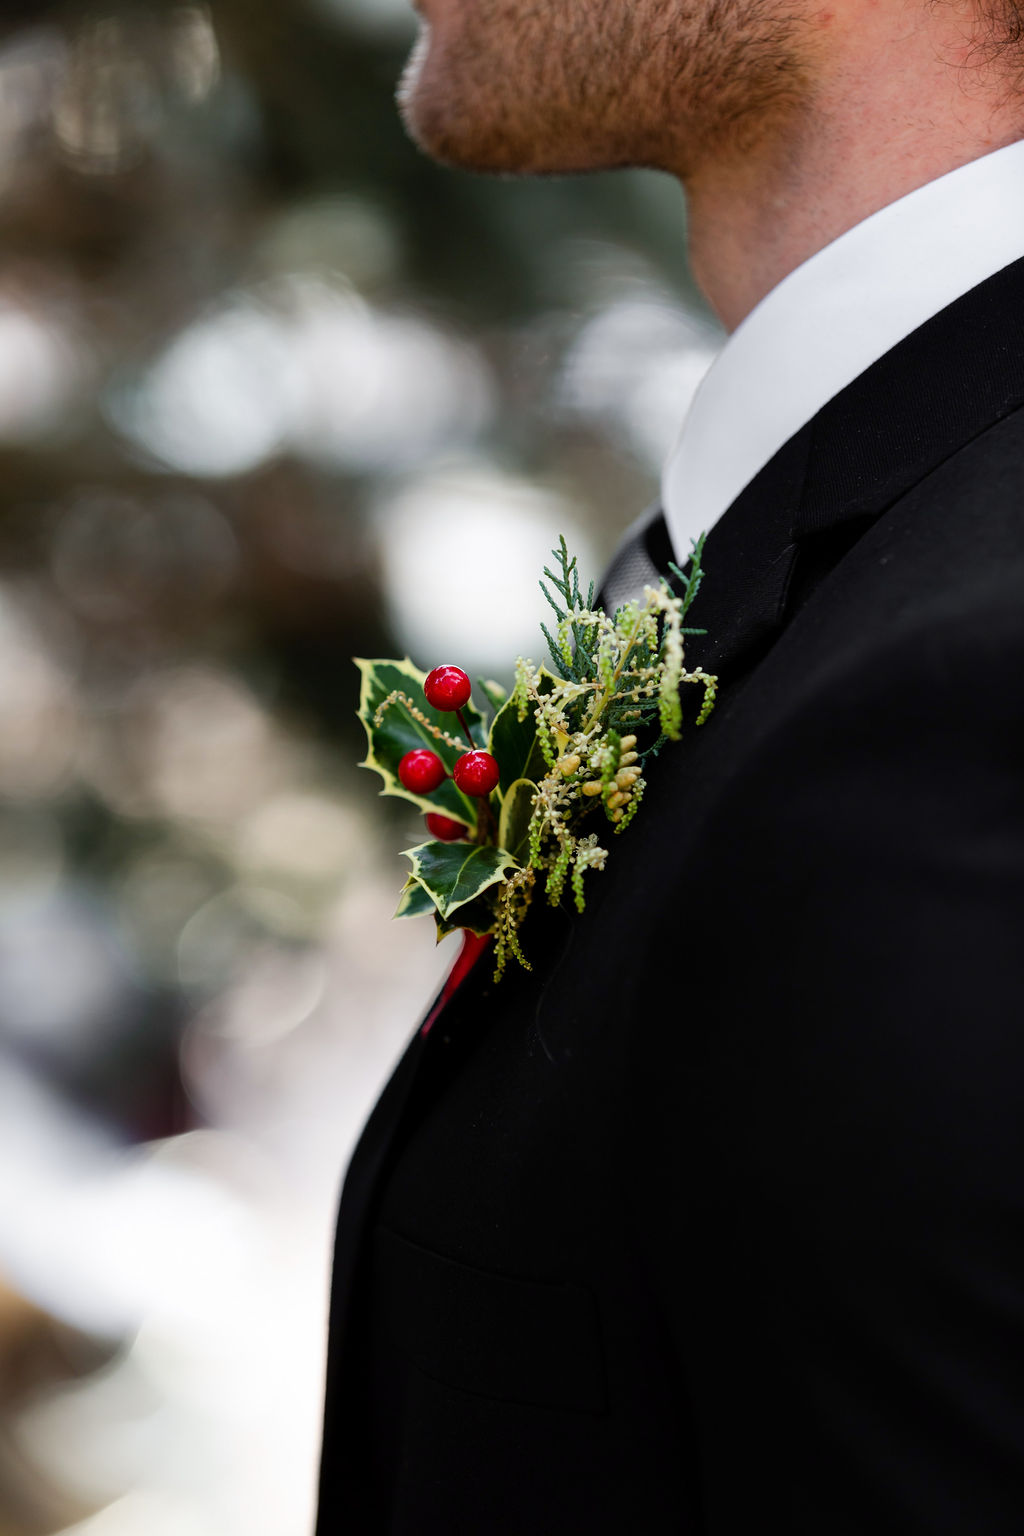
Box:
316;257;1024;1534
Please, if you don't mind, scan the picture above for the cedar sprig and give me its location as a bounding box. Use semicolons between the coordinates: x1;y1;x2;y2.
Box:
668;532;709;624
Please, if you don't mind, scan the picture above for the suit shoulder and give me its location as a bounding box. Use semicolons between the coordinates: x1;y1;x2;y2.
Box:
786;410;1024;713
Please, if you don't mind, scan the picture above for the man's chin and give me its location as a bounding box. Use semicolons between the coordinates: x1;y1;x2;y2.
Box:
398;27;561;176
398;33;456;163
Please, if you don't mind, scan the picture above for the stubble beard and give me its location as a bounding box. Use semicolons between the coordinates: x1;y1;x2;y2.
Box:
398;0;812;182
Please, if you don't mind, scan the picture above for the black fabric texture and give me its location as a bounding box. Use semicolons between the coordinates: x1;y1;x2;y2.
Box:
315;254;1024;1534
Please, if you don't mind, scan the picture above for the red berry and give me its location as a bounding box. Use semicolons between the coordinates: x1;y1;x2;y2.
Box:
398;748;446;794
426;812;467;842
424;665;472;712
453;749;500;798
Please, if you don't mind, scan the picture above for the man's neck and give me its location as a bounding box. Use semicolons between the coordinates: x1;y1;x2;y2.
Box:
676;3;1024;332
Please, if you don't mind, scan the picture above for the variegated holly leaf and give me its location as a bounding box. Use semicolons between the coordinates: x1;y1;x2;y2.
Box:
356;657;486;825
488;696;548;798
477;677;508;715
403;839;518;921
396;872;494;939
498;777;537;864
394;876;440;922
434;895;495;941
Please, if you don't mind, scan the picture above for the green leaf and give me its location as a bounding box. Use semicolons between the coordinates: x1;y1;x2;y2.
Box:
434;895;495;940
403;840;517;921
477;677;508;715
394;877;439;921
395;873;493;938
488;695;548;797
498;777;537;863
355;657;486;825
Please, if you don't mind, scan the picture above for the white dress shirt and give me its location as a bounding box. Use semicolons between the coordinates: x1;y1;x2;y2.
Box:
661;138;1024;561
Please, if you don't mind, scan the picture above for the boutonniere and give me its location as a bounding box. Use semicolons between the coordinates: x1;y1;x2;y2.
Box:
357;536;717;982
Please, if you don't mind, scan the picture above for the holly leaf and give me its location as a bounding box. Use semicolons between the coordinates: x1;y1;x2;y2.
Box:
394;877;439;921
403;840;518;921
488;697;548;798
395;872;493;938
477;677;508;715
396;874;493;939
498;777;537;864
434;896;495;941
355;657;486;825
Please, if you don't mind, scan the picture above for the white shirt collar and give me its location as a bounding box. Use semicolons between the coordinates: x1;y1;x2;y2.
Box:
661;138;1024;562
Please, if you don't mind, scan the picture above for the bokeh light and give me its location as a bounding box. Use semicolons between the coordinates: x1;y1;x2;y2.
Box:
377;459;596;677
560;285;720;468
111;277;495;478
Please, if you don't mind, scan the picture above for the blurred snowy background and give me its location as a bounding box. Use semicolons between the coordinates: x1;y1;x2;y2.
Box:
0;2;721;1531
